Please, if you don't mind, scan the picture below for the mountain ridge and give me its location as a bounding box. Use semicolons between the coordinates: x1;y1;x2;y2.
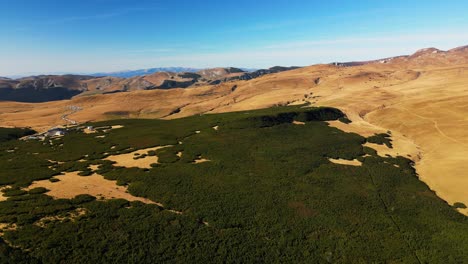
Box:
90;67;201;78
0;66;299;102
1;44;467;103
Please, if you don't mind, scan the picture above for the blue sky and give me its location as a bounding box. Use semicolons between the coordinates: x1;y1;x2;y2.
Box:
1;0;468;76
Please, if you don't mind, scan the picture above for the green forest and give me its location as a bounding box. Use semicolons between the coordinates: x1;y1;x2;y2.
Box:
0;127;35;143
0;105;466;263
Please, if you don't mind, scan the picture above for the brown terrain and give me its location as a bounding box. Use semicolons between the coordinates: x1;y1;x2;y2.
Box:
27;171;158;205
105;145;172;169
0;67;295;102
1;45;467;214
329;158;362;166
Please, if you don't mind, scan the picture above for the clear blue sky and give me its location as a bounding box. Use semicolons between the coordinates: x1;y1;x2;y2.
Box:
1;0;468;76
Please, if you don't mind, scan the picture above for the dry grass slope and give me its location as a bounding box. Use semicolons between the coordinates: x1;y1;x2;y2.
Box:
1;47;468;214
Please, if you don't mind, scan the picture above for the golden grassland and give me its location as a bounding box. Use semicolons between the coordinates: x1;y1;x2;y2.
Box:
1;58;467;214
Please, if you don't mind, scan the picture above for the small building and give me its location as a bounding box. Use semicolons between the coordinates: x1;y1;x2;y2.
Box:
45;128;66;137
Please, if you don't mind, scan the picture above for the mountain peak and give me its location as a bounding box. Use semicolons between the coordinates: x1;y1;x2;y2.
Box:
410;47;443;58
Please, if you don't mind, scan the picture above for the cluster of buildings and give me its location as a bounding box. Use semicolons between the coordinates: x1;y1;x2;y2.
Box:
26;127;67;140
25;125;97;141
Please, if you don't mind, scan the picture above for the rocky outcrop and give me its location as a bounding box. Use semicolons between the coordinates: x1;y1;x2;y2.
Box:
155;79;196;89
15;75;92;90
226;66;300;82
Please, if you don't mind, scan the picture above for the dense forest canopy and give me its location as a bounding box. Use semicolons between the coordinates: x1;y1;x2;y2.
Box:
0;105;466;263
0;127;36;143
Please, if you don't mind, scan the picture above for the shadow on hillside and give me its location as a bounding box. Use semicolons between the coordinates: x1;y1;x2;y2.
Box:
0;87;82;103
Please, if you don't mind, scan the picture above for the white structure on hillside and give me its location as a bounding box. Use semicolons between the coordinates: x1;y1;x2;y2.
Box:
46;128;66;137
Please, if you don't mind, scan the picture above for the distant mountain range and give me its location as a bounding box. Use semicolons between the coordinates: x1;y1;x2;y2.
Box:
90;67;201;78
91;67;259;78
0;66;297;103
2;44;468;103
4;67;259;79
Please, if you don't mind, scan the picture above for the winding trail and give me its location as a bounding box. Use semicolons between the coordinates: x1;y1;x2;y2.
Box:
401;107;467;147
61;105;82;125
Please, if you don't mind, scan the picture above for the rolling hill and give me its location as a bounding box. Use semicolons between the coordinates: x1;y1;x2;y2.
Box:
1;45;467;216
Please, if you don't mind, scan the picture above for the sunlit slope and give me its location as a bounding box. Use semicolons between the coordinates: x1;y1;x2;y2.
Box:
0;54;467;214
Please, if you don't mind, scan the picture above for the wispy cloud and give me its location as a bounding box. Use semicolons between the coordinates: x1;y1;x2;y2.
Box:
5;6;155;32
234;18;309;32
125;48;175;54
128;31;468;69
263;32;468;49
228;7;400;33
3;30;468;76
42;7;151;25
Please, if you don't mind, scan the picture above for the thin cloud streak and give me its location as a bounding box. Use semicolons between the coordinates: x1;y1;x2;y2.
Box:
2;32;468;76
227;7;400;33
264;33;468;49
5;6;156;32
137;35;468;69
42;7;151;25
125;48;175;54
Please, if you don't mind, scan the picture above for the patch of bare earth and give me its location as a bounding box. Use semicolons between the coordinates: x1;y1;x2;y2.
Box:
329;158;362;166
0;186;11;202
105;145;172;169
292;120;305;125
34;208;87;228
48;159;64;165
89;164;100;171
83;128;96;134
0;223;17;237
26;171;160;205
193;156;210;164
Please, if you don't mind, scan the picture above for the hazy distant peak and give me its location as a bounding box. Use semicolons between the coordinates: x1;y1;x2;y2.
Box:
91;67;201;78
196;67;245;79
410;47;443;58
